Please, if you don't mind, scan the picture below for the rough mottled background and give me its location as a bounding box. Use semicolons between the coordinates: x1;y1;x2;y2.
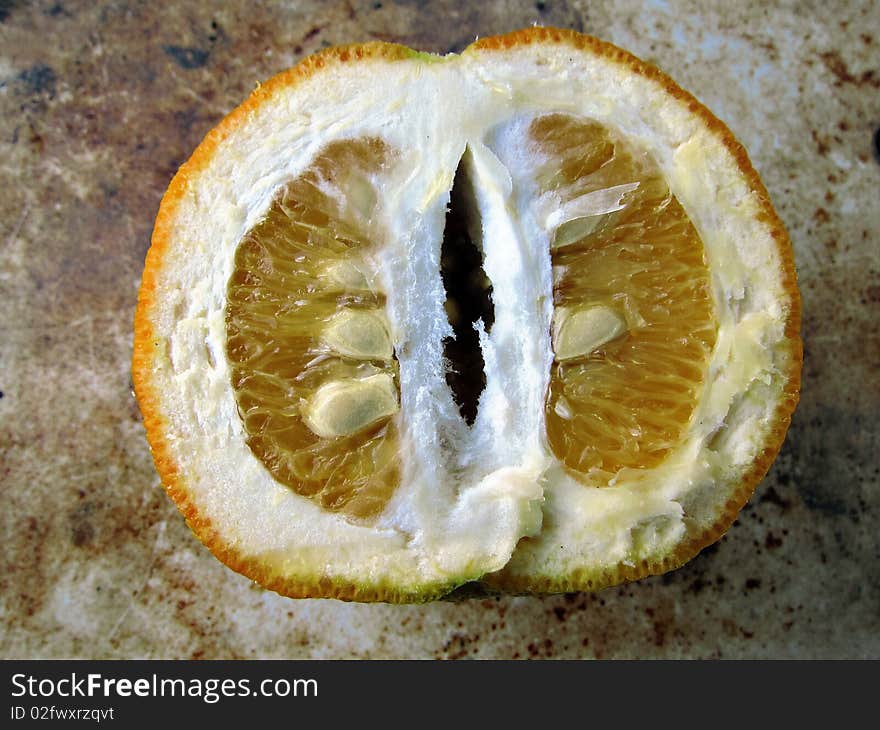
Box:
1;0;878;659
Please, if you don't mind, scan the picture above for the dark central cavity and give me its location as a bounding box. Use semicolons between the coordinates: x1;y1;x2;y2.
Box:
440;152;494;426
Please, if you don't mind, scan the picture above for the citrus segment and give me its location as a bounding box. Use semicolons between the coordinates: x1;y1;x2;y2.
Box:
528;114;718;481
225;138;401;520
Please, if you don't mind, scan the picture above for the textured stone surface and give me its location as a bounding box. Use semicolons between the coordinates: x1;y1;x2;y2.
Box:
1;0;878;659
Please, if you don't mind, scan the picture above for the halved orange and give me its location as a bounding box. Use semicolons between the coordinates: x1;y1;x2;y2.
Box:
133;28;801;602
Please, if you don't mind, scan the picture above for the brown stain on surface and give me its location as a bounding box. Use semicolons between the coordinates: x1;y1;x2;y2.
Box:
819;50;880;88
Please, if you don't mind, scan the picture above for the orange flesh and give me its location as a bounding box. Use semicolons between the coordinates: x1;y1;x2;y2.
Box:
225;139;400;519
225;117;718;514
532;114;717;482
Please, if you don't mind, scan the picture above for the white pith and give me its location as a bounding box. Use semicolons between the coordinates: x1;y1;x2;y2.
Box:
145;44;794;591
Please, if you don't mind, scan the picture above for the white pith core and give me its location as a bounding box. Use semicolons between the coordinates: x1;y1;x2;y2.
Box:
150;46;794;590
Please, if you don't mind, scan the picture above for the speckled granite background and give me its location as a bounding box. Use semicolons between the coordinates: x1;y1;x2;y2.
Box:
1;0;878;659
